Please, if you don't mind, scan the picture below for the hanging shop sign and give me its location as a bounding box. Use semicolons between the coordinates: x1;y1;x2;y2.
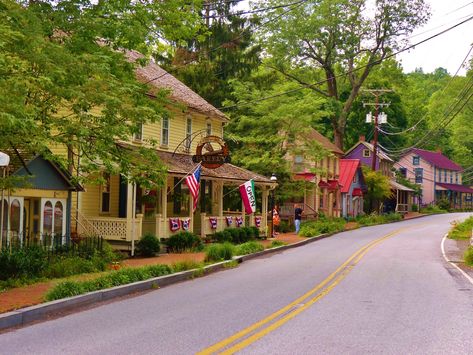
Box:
192;135;231;169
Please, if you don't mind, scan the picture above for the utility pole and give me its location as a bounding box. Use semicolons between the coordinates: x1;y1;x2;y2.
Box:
363;89;392;171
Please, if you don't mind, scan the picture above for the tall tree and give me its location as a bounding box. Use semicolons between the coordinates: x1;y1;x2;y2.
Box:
255;0;430;149
0;0;203;187
157;0;261;107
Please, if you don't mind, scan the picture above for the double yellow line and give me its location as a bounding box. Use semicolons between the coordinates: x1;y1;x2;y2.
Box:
198;227;407;354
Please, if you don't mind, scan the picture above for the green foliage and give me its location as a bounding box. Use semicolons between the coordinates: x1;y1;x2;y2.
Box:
278;220;291;233
205;243;235;262
166;232;203;253
436;199;451;211
235;241;264;256
448;217;473;240
362;167;393;213
46;264;173;301
136;233;161;257
211;230;233;243
464;247;473;266
250;226;261;239
299;219;346;237
0;0;204;187
411;204;418;212
356;213;402;226
43;257;98;279
0;246;48;280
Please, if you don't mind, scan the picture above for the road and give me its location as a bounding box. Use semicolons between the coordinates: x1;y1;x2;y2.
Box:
1;213;473;354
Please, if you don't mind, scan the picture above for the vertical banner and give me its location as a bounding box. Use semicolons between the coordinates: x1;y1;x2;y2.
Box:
239;179;257;215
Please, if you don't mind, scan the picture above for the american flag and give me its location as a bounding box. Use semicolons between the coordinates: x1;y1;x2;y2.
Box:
185;165;202;211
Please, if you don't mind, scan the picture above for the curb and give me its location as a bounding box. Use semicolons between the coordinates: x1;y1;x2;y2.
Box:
0;212;444;331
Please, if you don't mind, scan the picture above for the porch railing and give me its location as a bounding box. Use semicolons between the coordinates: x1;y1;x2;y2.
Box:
87;215;142;241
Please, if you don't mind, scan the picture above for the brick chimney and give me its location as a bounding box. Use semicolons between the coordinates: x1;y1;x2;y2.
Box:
359;135;365;142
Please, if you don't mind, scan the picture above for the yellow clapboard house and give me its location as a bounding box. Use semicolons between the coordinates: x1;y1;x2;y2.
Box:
38;50;276;249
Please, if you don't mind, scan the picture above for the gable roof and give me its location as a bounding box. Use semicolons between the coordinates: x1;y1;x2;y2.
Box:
302;129;344;155
344;141;393;162
408;148;463;171
339;159;361;193
125;50;229;122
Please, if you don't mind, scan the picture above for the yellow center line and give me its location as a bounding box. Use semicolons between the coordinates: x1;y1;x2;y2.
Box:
198;226;416;355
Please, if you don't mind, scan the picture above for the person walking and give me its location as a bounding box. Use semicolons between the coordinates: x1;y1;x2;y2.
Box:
272;204;280;237
294;204;303;234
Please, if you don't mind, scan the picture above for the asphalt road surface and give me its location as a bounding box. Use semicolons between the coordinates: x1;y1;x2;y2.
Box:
2;213;473;354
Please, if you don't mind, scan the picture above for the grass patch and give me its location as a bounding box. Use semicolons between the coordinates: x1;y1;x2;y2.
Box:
464;247;473;266
299;218;346;237
356;213;402;226
269;240;287;248
448;216;473;240
420;205;448;214
235;241;264;256
223;260;239;268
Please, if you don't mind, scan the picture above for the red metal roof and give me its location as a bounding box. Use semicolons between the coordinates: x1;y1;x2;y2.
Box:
437;183;473;193
411;149;463;171
339;159;361;193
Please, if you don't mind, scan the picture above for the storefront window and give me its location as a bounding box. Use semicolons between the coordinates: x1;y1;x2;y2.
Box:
43;201;53;235
54;201;63;237
10;199;20;235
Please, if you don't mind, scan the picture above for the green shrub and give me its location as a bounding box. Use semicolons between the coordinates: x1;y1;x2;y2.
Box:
166;232;203;253
212;230;232;243
278;220;291;233
205;243;235;262
436;198;451;211
250;226;260;238
0;246;48;280
227;228;241;244
235;241;264;255
420;205;448;214
464;246;473;266
136;233;161;257
411;204;418;212
448;217;473;240
356;213;402;226
46;264;173;301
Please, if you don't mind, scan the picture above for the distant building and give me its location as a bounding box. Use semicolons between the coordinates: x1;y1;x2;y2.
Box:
344;136;414;213
395;148;473;209
339;159;366;218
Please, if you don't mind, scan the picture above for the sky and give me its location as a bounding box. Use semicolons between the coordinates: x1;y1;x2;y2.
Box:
397;0;473;75
238;0;473;75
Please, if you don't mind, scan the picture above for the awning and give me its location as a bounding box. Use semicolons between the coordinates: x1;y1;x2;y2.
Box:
389;180;414;192
352;188;363;197
436;183;473;193
294;172;316;183
319;180;341;190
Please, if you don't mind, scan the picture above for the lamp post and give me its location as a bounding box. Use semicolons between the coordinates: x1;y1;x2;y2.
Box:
270;173;277;238
0;152;10;248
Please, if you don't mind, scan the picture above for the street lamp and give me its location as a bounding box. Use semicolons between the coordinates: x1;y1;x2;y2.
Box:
0;152;10;248
270;173;277;238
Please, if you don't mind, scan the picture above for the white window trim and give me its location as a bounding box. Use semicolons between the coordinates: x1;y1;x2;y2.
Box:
185;116;192;151
40;198;66;242
362;149;371;158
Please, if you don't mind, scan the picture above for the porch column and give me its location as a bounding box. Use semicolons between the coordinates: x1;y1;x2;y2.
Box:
126;182;133;242
189;187;194;233
215;181;223;217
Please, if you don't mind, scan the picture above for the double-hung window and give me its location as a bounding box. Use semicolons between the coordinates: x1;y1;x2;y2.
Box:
206;121;212;136
185;116;192;151
161;117;169;146
414;168;423;184
133;123;143;141
100;173;111;213
413;156;420;165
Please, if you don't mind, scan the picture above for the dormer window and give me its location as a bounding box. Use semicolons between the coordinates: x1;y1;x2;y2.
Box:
362;149;371;158
413;156;420;165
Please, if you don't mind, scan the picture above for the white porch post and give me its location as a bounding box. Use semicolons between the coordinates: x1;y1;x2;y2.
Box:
126;182;133;243
189;187;194;233
262;187;269;235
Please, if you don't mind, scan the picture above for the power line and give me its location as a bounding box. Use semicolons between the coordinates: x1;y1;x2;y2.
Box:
204;0;307;19
219;14;473;110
